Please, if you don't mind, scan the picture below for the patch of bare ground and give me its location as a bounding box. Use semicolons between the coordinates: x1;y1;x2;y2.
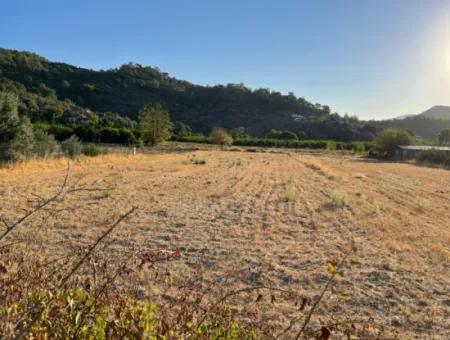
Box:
1;151;449;338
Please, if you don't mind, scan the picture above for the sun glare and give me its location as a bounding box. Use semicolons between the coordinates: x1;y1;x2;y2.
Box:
447;50;450;71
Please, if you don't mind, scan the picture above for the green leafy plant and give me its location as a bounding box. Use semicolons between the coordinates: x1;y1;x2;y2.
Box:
82;144;102;157
185;154;206;165
372;129;415;158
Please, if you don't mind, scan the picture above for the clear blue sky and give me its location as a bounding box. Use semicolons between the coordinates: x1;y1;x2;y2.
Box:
1;0;449;119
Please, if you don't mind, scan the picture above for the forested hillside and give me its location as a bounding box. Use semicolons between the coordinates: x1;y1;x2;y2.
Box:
0;48;378;141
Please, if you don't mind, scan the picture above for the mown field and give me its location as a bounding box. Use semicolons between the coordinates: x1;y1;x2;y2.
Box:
0;148;449;338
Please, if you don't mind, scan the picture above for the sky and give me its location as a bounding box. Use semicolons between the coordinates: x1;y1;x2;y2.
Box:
1;0;450;120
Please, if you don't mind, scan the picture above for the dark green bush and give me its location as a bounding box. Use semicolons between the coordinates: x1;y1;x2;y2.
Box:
35;123;75;141
265;129;298;140
82;144;102;157
418;149;450;166
172;134;209;143
74;124;99;142
99;127;137;144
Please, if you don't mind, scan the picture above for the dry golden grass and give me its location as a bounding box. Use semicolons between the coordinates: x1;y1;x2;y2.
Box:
1;150;449;338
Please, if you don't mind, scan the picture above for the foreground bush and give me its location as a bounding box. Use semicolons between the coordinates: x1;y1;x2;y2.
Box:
0;287;254;339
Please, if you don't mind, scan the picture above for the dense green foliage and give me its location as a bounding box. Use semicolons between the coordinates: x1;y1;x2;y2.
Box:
418;149;450;166
173;121;192;138
438;128;450;145
82;143;103;157
372;129;415;158
138;103;173;145
174;134;370;152
0;48;379;141
266;129;298;140
0;92;59;161
0;286;254;339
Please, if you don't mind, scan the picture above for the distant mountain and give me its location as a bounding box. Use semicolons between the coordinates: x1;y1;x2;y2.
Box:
0;48;377;141
417;106;450;120
375;106;450;139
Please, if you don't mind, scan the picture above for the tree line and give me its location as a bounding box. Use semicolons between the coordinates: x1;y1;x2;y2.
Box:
0;48;378;141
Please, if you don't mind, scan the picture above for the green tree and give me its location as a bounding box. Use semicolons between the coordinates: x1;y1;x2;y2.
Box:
438;128;450;145
230;127;248;139
209;128;233;146
138;103;173;145
173;121;192;138
373;129;415;158
0;92;35;161
0;92;20;160
11;116;35;159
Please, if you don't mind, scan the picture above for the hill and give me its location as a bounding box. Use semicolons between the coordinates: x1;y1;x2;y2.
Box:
417;105;450;120
373;116;450;140
0;48;377;141
373;106;450;139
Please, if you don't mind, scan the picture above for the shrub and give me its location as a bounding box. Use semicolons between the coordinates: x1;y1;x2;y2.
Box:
185;154;206;165
61;135;82;159
352;142;366;153
9;116;36;161
98;127;136;144
82;144;102;157
266;129;298;140
46;124;75;141
326;141;337;151
330;190;348;208
209;128;233;146
33;129;60;158
418;149;450;166
173;121;192;138
172;134;209;143
74;124;99;142
372;129;415;158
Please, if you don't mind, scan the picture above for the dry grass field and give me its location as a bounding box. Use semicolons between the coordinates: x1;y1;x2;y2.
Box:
1;148;449;338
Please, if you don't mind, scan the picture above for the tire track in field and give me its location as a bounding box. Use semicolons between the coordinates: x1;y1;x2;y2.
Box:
330;166;450;227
